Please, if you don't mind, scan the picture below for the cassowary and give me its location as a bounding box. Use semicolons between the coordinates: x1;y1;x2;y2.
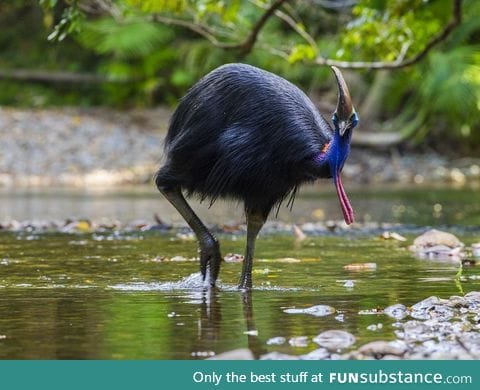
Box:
155;63;358;290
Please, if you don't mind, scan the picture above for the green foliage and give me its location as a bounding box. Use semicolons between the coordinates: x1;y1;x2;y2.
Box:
78;19;174;58
414;46;480;147
43;0;84;41
126;0;189;13
2;0;479;150
288;44;316;64
340;0;446;61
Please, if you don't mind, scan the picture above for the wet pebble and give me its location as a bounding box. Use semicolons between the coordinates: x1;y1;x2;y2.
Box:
261;352;300;360
170;256;188;262
384;304;409;320
300;348;330;360
208;348;254;360
343;280;355;288
343;263;377;271
224;253;244;263
357;340;407;357
191;351;215;358
380;231;407;241
266;336;286;346
366;323;383;331
313;330;356;350
358;308;383;315
289;336;309;347
472;243;480;258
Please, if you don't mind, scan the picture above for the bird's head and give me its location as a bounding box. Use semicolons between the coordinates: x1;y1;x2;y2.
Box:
331;66;358;139
325;66;358;225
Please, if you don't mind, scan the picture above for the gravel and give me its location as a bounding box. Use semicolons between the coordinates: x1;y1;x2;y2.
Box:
1;106;480;187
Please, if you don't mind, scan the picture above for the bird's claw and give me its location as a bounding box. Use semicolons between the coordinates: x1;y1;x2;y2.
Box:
199;239;222;287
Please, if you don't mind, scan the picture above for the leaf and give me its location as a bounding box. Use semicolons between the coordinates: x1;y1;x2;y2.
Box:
78;18;173;58
288;44;316;64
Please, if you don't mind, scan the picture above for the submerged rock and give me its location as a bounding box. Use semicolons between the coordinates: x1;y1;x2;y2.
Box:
289;336;309;347
343;280;355;288
412;229;463;248
208;348;255;360
384;304;409;320
366;323;383;331
313;330;356;350
266;336;286;346
261;352;300;360
410;296;454;321
284;305;335;317
410;229;465;260
343;263;377;271
465;291;480;304
380;231;407;241
356;340;407;357
224;253;244;263
472;243;480;258
300;348;330;360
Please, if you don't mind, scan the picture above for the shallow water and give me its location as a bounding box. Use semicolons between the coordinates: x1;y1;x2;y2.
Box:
0;185;479;359
1;183;480;225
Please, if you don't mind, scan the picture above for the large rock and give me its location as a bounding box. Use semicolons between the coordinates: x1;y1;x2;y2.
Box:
409;229;464;260
208;348;255;360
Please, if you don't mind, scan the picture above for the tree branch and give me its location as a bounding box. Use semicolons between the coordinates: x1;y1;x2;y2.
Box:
150;15;226;47
76;0;462;70
0;69;131;84
314;0;462;69
151;0;287;55
233;0;288;55
250;0;318;49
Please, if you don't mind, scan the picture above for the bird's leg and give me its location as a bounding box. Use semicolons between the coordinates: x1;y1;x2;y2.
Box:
158;186;221;286
238;209;266;290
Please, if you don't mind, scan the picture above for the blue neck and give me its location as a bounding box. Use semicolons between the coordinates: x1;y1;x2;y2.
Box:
314;128;352;174
330;129;352;172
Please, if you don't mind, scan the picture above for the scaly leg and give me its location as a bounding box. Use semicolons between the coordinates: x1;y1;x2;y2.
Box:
238;209;266;290
158;186;221;286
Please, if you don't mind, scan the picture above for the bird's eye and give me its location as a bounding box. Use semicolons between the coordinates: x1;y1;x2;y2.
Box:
350;112;359;128
332;113;338;126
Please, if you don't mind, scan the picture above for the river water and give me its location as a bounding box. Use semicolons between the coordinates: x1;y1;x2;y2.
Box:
0;184;479;359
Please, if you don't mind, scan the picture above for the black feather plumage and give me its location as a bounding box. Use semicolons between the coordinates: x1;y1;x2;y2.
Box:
156;63;333;216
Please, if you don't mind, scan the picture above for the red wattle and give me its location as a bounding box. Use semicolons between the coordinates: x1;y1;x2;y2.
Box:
334;173;354;225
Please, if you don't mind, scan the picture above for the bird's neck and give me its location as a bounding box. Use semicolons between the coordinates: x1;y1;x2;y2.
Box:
331;129;352;170
314;129;352;173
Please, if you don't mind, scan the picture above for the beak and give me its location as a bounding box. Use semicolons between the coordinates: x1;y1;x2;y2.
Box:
331;66;354;123
338;120;348;137
330;67;355;224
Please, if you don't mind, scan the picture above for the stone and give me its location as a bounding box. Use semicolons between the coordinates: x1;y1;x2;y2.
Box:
284;305;335;317
313;330;356;350
358;340;407;357
208;348;255;360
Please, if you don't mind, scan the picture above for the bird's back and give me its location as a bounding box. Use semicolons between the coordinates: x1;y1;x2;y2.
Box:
160;63;332;211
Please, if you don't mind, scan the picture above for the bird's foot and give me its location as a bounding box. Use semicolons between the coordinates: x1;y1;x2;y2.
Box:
199;238;222;287
238;275;252;291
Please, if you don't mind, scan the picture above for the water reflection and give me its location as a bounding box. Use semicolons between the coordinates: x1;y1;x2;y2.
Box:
1;184;479;225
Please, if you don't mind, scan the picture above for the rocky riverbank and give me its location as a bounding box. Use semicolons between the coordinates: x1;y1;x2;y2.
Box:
260;292;480;360
1;107;480;187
